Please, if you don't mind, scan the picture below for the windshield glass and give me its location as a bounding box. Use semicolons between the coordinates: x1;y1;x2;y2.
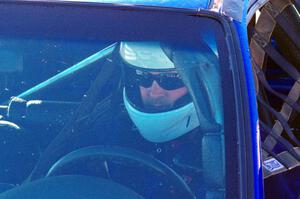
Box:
0;3;234;199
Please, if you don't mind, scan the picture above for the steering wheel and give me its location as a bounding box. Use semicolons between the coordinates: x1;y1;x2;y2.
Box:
46;145;196;199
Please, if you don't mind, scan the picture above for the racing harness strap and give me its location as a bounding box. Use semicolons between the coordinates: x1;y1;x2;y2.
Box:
250;0;300;178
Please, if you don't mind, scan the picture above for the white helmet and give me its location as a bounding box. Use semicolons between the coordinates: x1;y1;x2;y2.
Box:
120;42;200;143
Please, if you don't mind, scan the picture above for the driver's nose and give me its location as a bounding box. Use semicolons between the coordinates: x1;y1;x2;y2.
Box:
149;81;165;97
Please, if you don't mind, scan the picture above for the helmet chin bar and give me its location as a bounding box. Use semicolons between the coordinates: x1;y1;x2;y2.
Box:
123;88;200;143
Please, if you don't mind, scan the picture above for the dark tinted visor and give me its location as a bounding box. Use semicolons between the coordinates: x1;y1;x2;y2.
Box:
124;66;185;90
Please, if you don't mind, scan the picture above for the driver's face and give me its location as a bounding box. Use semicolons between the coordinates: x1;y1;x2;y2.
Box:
139;72;188;111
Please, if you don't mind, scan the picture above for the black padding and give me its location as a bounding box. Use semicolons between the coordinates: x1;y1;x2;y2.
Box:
0;175;144;199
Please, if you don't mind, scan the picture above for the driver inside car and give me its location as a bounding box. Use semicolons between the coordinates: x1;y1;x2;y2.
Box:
77;42;204;198
94;42;205;198
0;41;221;199
42;41;209;198
122;41;202;188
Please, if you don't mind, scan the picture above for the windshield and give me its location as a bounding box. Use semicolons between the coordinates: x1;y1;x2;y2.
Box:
0;3;235;199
